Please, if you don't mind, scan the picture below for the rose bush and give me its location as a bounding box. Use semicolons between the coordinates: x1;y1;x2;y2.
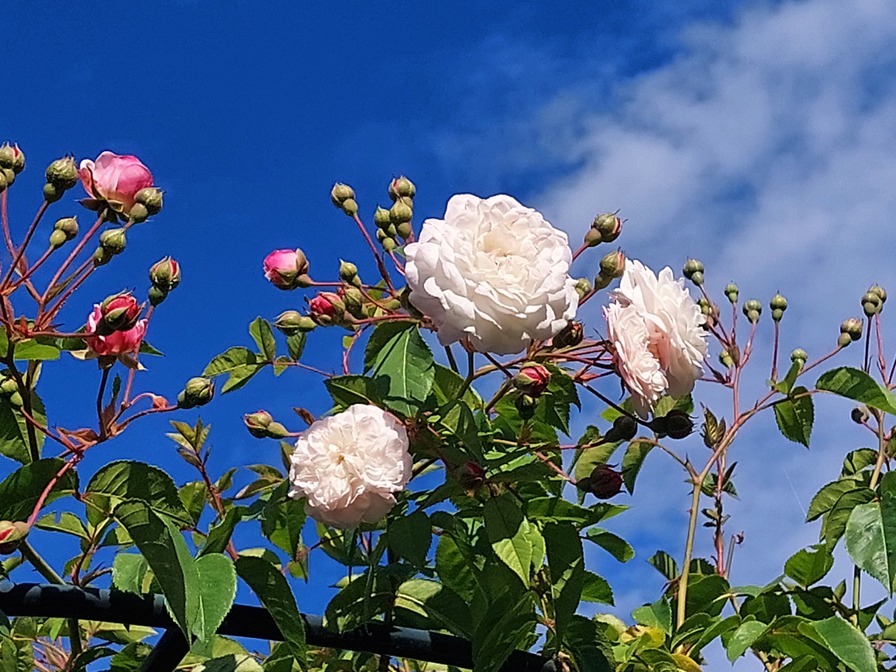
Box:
405;193;578;355
287;404;412;528
78;151;154;214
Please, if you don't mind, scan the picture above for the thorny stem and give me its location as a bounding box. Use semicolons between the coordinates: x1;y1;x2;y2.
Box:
41;212;105;305
352;213;394;292
20;541;83;658
1;191;14;257
0;200;49;288
534;450;574;483
9;246;54;291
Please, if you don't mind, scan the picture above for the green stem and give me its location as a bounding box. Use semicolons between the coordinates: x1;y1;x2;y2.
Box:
20;541;83;657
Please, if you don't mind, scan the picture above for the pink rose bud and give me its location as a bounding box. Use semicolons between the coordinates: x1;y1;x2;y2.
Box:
97;292;144;335
0;521;30;554
309;292;345;326
585;464;624;499
78;151;154;215
513;363;551;397
244;410;290;439
149;257;181;292
591;212;622;244
86;304;147;358
0;143;25;174
263;249;310;290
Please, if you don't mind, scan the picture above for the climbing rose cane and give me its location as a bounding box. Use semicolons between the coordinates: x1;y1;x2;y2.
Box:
405;194;578;355
287;404;412;528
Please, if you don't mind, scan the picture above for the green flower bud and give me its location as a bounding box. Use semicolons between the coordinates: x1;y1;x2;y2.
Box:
838;332;853;348
382;237;396;252
9;391;23;407
45;156;79;190
0;171;7;195
683;259;705;285
342;286;364;317
99;228;127;255
135;187;163;215
178;377;214;409
574;277;592;298
869;285;887;304
43;182;61;203
273;310;303;336
385;224;398;238
790;348;808;365
2;169;14;186
598;249;626;280
244;410;288;439
742;299;762;323
338;260;358;284
0;144;16;169
388;176;416;201
48;229;68;249
11;146;24;174
330;182;355;205
389;200;413;225
840;317;863;342
862;291;882;317
396;222;413;240
128;202;149;224
591;213;622;244
584;228;603;247
373;206;391;229
724;283;739;303
149;257;181;291
0;521;30;554
92;247;112;266
719;350;735;368
0;378;18;395
54;216;79;240
514;392;537;420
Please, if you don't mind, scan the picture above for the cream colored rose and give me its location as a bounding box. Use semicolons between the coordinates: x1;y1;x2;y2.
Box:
287;405;412;528
405;194;578;355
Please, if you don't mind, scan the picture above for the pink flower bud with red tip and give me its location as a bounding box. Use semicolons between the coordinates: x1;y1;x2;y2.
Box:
78;151;154;214
95;292;144;336
309;292;345;326
263;249;310;290
513;363;551;397
86;299;147;358
0;521;30;554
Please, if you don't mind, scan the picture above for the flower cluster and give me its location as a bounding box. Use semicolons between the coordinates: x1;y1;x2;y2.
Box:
605;260;708;417
287;404;412;528
405;194;578;355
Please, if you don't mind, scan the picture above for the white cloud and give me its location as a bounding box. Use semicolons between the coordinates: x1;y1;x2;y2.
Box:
520;0;896;642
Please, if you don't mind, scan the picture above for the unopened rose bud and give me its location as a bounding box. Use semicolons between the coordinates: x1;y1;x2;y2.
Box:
0;521;30;554
92;247;112;266
99;228;127;255
514;393;537;420
388;176;416;201
0;172;7;195
390;200;413;225
396;222;413;240
599;250;626;280
49;230;67;249
790;348;808;366
149;257;181;292
274;310;305;336
244;410;273;438
263;249;310;290
584;228;603;247
851;406;869;424
683;259;705;286
147;285;168;306
574;277;592;298
341;286;364;317
373;206;391;229
840;318;863;342
2;169;14;187
45;156;79;191
308;292;345;326
54;216;79;240
382;237;396;252
8;391;23;407
770;293;787;321
453;462;485;492
591;213;622;244
862;291;882;317
719;350;735;368
869;285;887;305
11;146;24;174
648;410;694;440
587;464;623;499
604;415;637;443
743;299;762;323
178;377;214;409
724;283;739;303
43;182;61;203
0;144;24;174
128;202;149;223
698;297;712;316
135;187;163;215
330;183;358;216
0;378;18;395
513;363;551;397
338;260;359;285
552;321;584;348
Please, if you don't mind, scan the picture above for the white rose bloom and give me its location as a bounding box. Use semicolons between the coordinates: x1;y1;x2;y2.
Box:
288;404;412;529
604;260;707;417
405;194;579;355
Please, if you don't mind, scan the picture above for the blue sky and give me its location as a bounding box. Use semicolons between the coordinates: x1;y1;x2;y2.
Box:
6;0;896;663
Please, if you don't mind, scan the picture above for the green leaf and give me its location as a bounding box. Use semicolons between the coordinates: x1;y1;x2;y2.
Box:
580;571;614;605
806;617;876;672
842;448;878;476
201;507;244;557
220;364;265;393
539;364;580;435
807;478;866;521
388;509;431;566
395;579;472;638
0;392;46;464
193;553;237;645
364;322;435;417
114;501;198;638
620;440;653;495
845;497;896;592
727;619;766;661
12;340;60;361
35;511;88;540
774;360;803;395
472;592;536;672
484;494;532;588
436;401;484;463
203;347;258;377
435;532;476;602
249;317;277;361
324;375;388;408
632;598;672;635
773;386;814;447
784;545;834;587
85;461;191;527
234;556;305;662
543;522;586;645
286;333;306;361
0;458;77;521
431;363;482;407
816;366;896;414
112;553;151;595
648;550;679;581
584;529;634;562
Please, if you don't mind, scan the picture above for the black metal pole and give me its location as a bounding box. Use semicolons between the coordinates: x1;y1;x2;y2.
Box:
136;628;190;672
0;583;552;672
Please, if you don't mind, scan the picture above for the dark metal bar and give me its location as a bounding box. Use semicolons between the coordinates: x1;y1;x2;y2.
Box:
136;628;190;672
0;583;552;672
